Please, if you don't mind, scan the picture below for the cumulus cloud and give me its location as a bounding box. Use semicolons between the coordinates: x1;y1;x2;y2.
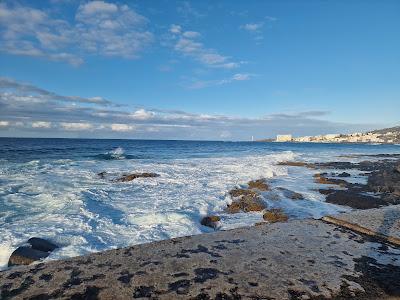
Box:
169;24;240;69
0;121;9;127
0;1;153;65
130;109;155;120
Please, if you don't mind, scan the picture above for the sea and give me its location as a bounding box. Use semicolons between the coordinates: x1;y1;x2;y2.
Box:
0;138;399;270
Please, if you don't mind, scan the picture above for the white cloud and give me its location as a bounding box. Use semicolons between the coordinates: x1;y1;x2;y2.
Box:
61;122;93;131
77;1;118;16
170;25;240;69
0;2;153;65
188;73;253;89
0;121;9;127
169;24;182;34
182;31;200;38
241;23;264;32
31;121;51;128
110;123;135;132
130;109;155;120
232;73;252;81
0;77;114;106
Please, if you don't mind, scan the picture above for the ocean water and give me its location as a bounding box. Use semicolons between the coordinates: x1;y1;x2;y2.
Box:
0;138;399;270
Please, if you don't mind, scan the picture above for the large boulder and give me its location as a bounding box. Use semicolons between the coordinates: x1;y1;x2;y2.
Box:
263;209;288;223
227;188;266;213
325;190;386;209
8;247;50;267
28;237;58;252
116;172;159;182
8;237;59;267
200;216;221;230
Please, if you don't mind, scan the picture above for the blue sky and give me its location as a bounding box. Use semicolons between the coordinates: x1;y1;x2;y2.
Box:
0;0;399;140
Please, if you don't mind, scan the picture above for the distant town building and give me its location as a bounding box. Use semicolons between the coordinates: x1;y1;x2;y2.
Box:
324;134;340;140
276;134;292;142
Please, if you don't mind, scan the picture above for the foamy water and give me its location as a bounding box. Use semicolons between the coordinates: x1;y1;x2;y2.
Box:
0;138;399;270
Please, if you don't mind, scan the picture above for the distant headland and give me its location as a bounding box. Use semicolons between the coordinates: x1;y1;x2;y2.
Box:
259;126;400;144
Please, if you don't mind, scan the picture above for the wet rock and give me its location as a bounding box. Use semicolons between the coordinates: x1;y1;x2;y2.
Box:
28;238;58;253
97;171;107;179
277;161;315;168
326;190;386;209
317;189;336;195
116;172;159;182
337;172;351;177
201;216;221;229
368;165;400;196
8;247;50;267
229;188;258;198
248;179;269;191
227;188;266;213
254;222;267;226
313;173;348;187
263;209;288;223
277;187;304;200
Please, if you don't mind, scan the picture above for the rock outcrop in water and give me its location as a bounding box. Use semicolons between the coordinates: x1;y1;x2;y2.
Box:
115;172;159;182
200;216;221;229
247;179;269;191
227;188;266;213
8;238;58;267
282;157;400;209
276;187;304;200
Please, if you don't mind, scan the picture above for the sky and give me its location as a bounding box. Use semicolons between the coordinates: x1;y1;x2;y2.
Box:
0;0;399;140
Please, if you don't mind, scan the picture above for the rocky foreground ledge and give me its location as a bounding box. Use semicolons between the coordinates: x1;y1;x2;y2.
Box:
1;207;400;300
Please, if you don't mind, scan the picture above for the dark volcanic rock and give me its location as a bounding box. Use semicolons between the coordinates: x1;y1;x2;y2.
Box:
368;164;400;196
263;209;288;223
326;190;386;209
317;189;336;195
200;216;221;229
116;172;159;182
8;247;50;267
248;179;269;191
28;238;58;253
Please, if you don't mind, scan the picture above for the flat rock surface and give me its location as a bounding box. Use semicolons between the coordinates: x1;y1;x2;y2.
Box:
1;217;400;299
326;205;400;241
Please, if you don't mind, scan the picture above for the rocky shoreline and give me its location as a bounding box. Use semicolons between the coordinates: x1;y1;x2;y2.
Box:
0;206;399;299
1;153;400;299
